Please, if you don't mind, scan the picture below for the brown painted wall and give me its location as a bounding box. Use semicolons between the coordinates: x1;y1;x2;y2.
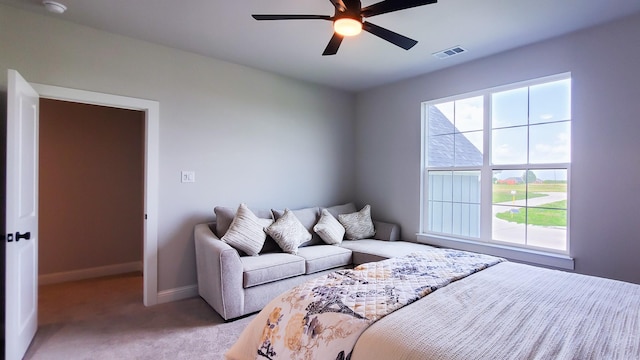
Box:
39;99;144;275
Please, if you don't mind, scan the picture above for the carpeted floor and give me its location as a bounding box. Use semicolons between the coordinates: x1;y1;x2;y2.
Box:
24;273;254;359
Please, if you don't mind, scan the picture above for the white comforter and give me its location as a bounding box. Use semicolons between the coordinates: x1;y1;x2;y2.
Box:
352;262;640;360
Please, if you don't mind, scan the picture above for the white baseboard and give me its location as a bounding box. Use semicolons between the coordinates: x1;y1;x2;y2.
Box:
157;284;199;304
39;261;143;285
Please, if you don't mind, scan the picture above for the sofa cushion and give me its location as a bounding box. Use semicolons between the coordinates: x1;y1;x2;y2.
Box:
240;253;305;288
265;209;312;255
221;204;273;256
338;204;376;240
272;206;321;247
313;209;345;245
295;245;353;274
340;239;435;265
325;202;357;219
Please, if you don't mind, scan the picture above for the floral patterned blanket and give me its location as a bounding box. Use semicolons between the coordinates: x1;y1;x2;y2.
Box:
254;249;504;360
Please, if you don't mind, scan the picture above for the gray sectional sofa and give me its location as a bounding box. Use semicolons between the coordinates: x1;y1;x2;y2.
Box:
194;203;432;320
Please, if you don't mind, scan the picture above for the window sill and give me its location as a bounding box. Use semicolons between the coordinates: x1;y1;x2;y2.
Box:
416;234;574;270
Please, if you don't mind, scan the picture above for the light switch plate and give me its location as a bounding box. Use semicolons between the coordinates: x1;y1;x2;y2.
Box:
181;171;195;183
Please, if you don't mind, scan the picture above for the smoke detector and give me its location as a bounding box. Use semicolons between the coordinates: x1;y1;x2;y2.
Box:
432;46;467;60
42;1;67;14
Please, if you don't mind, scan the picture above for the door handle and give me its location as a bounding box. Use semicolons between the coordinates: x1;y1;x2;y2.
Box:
6;232;31;242
17;232;31;241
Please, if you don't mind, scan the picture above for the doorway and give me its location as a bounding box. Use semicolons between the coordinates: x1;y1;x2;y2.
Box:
38;99;144;284
32;83;159;306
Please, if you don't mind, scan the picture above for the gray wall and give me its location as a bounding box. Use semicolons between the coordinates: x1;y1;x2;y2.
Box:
0;5;356;291
3;2;639;293
355;13;640;284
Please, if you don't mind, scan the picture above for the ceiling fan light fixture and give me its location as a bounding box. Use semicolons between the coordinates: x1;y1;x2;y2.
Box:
334;18;362;36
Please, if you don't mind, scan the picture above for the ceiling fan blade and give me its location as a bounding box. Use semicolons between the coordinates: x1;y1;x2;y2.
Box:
362;21;418;50
252;14;332;21
328;0;347;12
322;33;344;56
343;0;363;11
361;0;437;18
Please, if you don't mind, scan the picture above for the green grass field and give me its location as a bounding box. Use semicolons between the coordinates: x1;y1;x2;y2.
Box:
496;200;567;226
492;183;567;203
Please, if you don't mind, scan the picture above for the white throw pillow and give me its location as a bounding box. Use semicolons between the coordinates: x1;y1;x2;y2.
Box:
221;203;273;256
338;204;376;240
314;209;345;245
264;208;311;254
271;207;321;246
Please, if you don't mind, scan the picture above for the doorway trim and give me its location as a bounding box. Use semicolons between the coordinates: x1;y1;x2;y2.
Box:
32;83;159;306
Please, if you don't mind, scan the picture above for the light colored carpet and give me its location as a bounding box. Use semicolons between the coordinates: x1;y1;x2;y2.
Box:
24;273;255;359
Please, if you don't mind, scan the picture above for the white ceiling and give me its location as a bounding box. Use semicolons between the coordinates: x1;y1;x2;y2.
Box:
3;0;640;91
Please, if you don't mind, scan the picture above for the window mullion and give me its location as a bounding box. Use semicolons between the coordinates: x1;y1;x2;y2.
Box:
525;87;531;245
481;94;492;243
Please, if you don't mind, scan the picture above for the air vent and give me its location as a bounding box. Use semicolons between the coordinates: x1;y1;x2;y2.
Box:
432;46;467;59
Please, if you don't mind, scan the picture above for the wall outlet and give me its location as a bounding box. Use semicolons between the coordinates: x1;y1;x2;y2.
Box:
181;171;195;183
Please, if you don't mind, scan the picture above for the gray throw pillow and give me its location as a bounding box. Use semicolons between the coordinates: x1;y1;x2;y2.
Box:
221;204;273;256
313;209;345;245
264;209;312;254
338;204;376;240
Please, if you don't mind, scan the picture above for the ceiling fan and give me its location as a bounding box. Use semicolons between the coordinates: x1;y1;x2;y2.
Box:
252;0;438;56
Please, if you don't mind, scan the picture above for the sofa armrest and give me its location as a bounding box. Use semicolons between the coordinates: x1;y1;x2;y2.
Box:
194;223;244;320
373;220;400;241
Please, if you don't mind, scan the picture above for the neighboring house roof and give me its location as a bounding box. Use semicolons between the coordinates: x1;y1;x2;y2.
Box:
428;106;483;167
497;177;524;184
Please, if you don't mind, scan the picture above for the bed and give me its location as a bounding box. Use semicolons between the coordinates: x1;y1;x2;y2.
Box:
226;248;640;360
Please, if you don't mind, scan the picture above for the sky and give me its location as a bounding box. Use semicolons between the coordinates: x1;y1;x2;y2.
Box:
432;78;571;168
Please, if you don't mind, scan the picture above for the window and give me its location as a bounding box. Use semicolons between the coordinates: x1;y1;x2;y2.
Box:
421;74;571;254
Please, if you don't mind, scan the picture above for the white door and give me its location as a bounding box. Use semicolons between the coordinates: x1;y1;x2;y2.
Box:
5;69;39;360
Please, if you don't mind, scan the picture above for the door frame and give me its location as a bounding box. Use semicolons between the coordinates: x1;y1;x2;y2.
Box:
32;83;159;306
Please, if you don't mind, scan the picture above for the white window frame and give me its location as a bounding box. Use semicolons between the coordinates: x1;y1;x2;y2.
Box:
418;73;574;270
